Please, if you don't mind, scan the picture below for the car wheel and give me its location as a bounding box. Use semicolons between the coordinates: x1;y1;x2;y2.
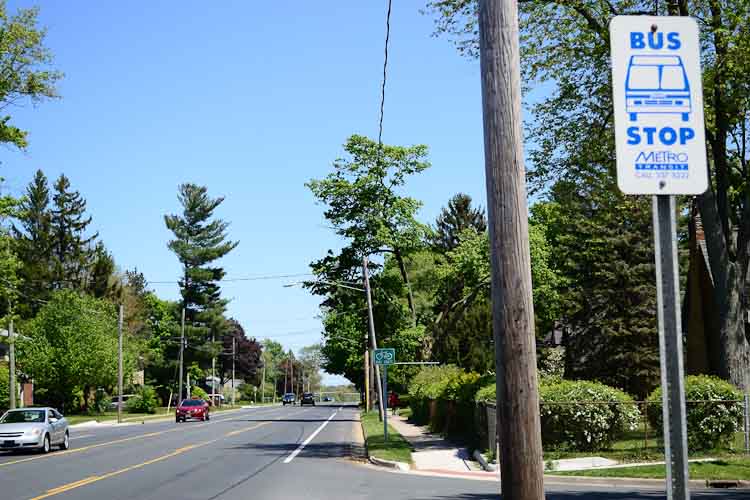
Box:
59;432;70;451
206;413;210;421
41;434;51;454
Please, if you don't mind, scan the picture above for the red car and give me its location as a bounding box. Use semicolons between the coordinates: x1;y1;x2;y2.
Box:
175;399;210;422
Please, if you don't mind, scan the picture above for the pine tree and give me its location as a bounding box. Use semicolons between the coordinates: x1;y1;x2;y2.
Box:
534;182;660;398
12;170;54;317
164;183;239;371
50;174;98;289
432;193;486;252
86;242;121;299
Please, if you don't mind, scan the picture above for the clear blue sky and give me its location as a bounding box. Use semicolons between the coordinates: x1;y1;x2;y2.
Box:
2;2;497;385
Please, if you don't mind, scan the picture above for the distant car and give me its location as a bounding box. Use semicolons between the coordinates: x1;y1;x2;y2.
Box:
282;393;296;406
323;396;333;402
108;394;136;410
0;407;69;453
175;399;210;422
300;392;315;406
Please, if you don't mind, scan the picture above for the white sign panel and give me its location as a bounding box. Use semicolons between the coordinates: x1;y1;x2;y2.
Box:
610;16;708;195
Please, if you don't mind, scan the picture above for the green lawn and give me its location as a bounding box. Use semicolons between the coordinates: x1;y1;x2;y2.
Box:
65;412;164;425
361;411;413;464
553;458;750;480
541;424;746;463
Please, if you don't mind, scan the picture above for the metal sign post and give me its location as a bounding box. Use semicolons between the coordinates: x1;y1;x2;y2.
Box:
610;16;707;500
383;364;388;442
373;348;395;443
653;195;690;500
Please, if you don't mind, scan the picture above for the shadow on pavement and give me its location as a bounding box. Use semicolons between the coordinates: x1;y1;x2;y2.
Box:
224;440;356;460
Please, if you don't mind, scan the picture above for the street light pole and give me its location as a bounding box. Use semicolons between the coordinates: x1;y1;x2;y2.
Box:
478;1;545;498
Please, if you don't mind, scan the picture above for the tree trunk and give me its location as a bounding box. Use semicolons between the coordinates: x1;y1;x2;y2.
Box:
697;190;750;390
393;247;417;327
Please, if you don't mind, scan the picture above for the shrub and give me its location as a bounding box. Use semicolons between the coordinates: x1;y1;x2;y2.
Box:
646;375;743;451
539;379;640;451
190;386;209;401
126;385;159;414
0;363;8;411
475;383;496;403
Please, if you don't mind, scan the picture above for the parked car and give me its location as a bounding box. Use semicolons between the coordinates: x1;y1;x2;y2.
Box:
282;393;296;406
300;392;315;406
175;399;210;422
0;407;69;453
109;394;136;410
323;396;334;402
207;394;225;406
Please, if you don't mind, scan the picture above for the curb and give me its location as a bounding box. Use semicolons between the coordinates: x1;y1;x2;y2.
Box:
369;455;410;471
473;450;497;472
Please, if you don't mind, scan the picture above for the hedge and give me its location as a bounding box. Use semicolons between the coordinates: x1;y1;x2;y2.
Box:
407;365;491;437
647;375;743;451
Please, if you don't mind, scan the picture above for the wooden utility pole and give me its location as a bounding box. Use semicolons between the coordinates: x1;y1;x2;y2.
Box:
363;256;384;420
117;305;124;424
178;308;185;404
8;315;16;410
283;360;288;393
231;337;236;406
478;1;545;498
261;363;266;403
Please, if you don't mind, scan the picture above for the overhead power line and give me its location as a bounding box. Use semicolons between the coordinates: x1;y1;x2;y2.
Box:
149;273;314;285
377;0;393;147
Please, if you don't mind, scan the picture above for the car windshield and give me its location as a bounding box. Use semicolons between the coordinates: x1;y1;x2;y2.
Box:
0;410;46;424
180;400;204;407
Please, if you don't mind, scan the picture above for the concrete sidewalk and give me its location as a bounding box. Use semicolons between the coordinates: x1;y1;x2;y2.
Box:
388;413;480;472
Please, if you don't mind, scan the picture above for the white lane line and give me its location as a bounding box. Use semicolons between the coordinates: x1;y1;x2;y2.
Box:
283;410;339;464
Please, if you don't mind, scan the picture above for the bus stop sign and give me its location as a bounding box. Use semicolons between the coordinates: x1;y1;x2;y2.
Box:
610;16;707;195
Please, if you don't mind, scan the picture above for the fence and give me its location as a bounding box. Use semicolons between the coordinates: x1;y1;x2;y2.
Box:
476;395;750;459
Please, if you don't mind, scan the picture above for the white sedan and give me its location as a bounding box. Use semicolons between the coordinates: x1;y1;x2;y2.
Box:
0;407;69;453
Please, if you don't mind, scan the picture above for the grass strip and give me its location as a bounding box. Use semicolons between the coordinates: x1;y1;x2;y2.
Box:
361;410;412;464
552;458;750;480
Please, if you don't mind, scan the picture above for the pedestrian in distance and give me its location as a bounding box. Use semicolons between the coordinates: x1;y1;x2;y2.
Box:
388;391;399;415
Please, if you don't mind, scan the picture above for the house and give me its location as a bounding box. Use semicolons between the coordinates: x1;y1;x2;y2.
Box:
684;207;722;375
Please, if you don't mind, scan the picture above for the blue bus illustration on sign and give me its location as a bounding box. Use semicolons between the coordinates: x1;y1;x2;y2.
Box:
625;55;691;121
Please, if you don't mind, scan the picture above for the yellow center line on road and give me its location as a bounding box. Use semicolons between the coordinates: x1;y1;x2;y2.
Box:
27;420;273;500
0;406;280;469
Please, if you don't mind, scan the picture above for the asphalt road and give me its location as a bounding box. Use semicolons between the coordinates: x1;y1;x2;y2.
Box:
0;404;747;500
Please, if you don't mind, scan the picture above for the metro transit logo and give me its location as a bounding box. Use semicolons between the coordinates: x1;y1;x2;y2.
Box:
624;29;696;173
